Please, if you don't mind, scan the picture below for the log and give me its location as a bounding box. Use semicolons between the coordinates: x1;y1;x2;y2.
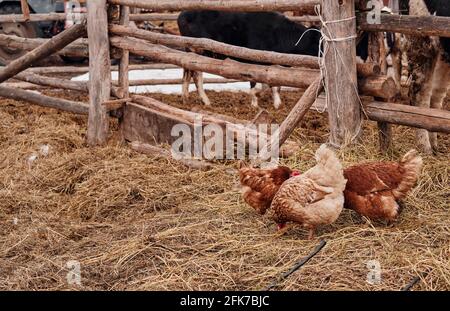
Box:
129;13;179;22
0;85;88;114
364;101;450;134
109;25;378;77
357;62;381;77
87;0;111;145
365;2;393;153
118;5;130;98
0;13;68;23
13;72;123;97
277;77;324;146
0;34;89;58
2;82;48;90
113;77;241;86
0;23;86;83
289;15;321;23
14;72;88;92
110;36;394;95
358;13;450;38
313;96;450;133
130;141;213;171
25;63;179;75
358;76;398;99
110;36;320;89
0;12;322;23
322;0;361;146
259;77;323;160
108;0;319;13
102;97;130;112
110;24;319;69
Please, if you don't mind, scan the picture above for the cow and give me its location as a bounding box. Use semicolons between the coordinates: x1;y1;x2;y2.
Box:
397;0;450;154
177;11;322;109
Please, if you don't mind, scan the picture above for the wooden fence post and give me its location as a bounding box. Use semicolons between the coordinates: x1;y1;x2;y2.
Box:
118;5;130;98
322;0;361;147
87;0;111;146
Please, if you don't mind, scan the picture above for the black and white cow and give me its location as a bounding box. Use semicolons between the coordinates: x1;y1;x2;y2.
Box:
399;0;450;154
177;11;322;109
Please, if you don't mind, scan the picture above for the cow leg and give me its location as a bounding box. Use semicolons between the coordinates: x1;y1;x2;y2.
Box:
193;71;211;106
390;34;403;89
272;86;282;109
182;69;193;104
249;82;260;108
407;49;439;154
429;56;450;151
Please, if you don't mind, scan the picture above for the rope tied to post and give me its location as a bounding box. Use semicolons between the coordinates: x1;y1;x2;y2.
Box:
306;4;366;145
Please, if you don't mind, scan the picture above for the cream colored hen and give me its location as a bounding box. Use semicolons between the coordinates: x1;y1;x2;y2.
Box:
269;144;347;239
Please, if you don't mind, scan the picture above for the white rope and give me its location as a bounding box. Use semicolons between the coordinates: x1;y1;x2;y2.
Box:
314;4;366;142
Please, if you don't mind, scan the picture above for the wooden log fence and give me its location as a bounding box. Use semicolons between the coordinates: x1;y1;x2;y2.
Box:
0;0;447;152
109;24;380;77
107;0;319;13
0;85;88;114
0;23;86;83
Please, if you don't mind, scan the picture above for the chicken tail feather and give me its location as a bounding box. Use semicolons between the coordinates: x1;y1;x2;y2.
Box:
393;149;423;199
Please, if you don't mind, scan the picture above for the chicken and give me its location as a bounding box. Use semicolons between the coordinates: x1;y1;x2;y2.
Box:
269;145;347;239
239;165;300;215
343;150;423;222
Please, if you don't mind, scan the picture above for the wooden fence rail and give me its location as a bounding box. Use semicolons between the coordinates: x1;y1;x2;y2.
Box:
107;0;319;13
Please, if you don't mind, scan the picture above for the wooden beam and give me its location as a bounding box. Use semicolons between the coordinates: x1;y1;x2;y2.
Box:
113;77;241;86
0;12;312;23
110;36;318;88
14;72;88;92
107;0;319;13
322;0;361;147
259;77;323;160
0;23;86;83
109;25;377;77
277;77;324;146
358;13;450;38
87;0;111;145
0;85;88;114
118;5;130;98
314;96;450;133
365;2;393;152
358;75;398;99
25;63;179;75
110;24;319;69
129;13;179;21
364;101;450;134
0;34;89;58
0;13;69;23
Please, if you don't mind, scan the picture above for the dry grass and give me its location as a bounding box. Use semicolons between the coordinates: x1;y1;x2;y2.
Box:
0;89;449;291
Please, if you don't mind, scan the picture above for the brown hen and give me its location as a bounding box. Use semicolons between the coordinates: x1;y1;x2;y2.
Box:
270;145;347;239
343;150;423;222
239;165;299;215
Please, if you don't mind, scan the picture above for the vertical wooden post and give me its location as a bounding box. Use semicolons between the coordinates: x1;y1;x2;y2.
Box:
20;0;30;21
367;0;393;152
87;0;111;146
322;0;361;147
118;5;130;98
